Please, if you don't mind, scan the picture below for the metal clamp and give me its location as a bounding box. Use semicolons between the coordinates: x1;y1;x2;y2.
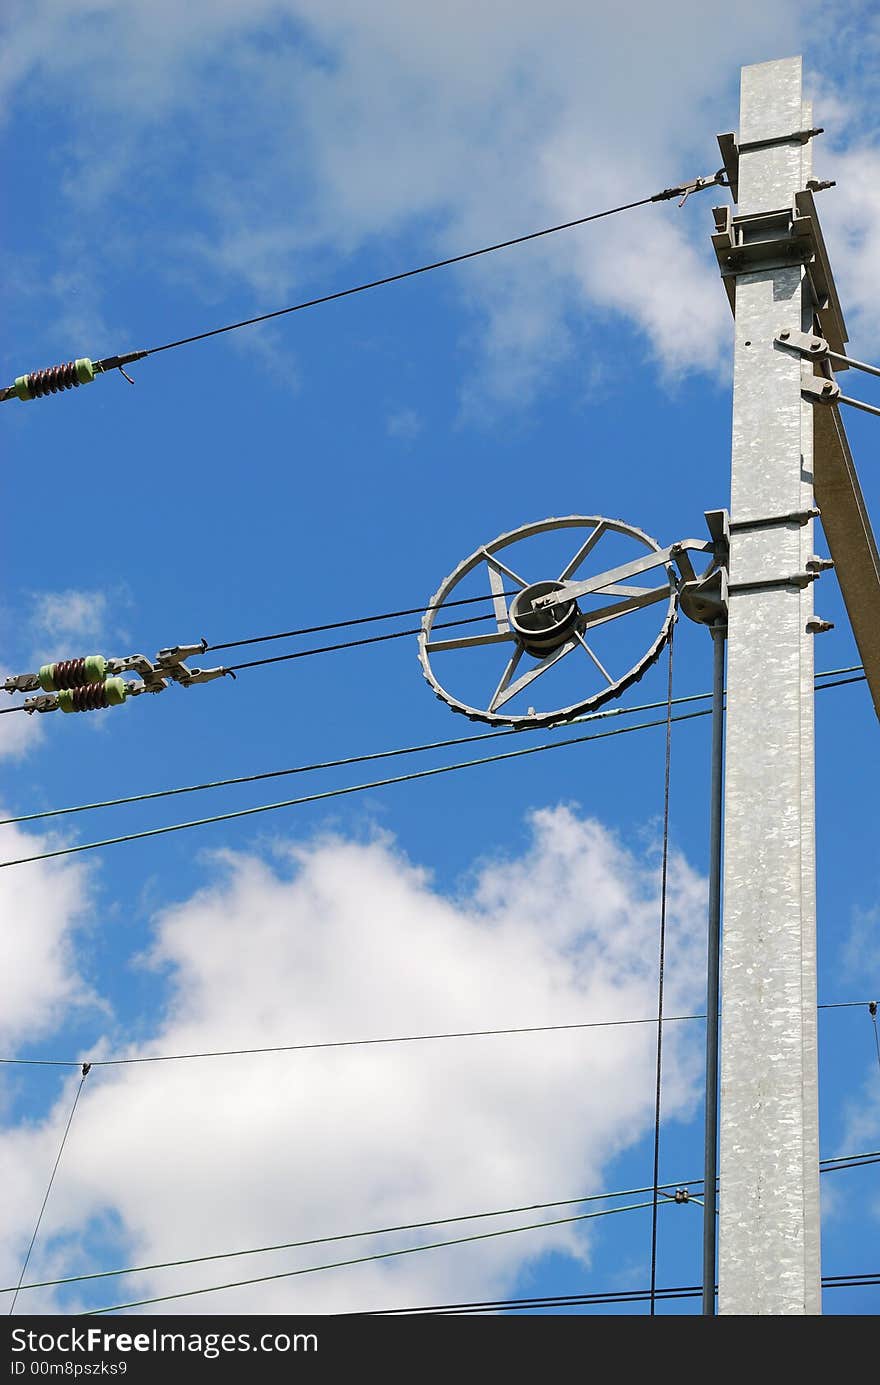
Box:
652;169;727;208
21;693;63;715
110;639;233;690
716;129;825;202
2;672;41;694
107;654;168;691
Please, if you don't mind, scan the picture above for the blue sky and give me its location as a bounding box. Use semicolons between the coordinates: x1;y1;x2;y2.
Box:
1;1;879;1316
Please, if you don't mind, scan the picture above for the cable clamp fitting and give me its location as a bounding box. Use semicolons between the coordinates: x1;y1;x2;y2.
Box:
652;169;727;208
2;672;41;694
154;640;234;686
108;641;232;689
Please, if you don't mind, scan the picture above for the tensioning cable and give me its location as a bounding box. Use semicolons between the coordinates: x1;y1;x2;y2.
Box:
1;170;725;405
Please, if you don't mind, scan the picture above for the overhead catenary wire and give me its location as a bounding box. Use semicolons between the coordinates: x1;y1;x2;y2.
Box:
0;607;500;714
369;1272;880;1315
0;998;873;1072
0;1009;707;1070
0;671;867;869
0;666;865;828
0;708;713;866
204;588;519;653
82;1150;880;1315
819;1154;880;1173
8;1067;89;1315
5;1151;876;1304
143;187;712;357
0;691;714;826
1;1187;695;1299
85;1200;675;1315
1;178;725;405
222;611;495;674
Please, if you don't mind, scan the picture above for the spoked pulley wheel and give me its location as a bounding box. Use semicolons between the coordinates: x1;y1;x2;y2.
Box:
418;515;679;727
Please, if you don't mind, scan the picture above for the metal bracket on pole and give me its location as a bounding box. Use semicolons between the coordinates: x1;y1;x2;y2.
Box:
678;510;729;628
711;190;847;361
715;129;828;215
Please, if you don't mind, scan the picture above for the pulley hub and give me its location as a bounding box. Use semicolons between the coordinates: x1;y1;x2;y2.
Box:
508;581;580;656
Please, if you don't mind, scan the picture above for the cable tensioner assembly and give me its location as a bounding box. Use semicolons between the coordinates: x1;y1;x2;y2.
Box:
2;642;233;715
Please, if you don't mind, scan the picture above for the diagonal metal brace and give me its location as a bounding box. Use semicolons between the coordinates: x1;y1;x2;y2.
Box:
532;537;713;611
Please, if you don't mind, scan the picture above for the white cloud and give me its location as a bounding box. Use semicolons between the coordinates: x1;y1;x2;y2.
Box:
0;690;44;762
842;903;880;984
0;822;95;1050
840;1071;880;1222
0;808;707;1314
821;147;880;358
20;585;133;669
28;590;112;661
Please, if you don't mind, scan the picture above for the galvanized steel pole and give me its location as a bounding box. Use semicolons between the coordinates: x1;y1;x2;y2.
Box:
716;55;821;1314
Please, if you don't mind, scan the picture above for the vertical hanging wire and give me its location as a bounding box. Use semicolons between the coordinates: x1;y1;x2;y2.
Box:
702;619;726;1314
648;616;677;1315
870;1002;880;1076
9;1065;90;1315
